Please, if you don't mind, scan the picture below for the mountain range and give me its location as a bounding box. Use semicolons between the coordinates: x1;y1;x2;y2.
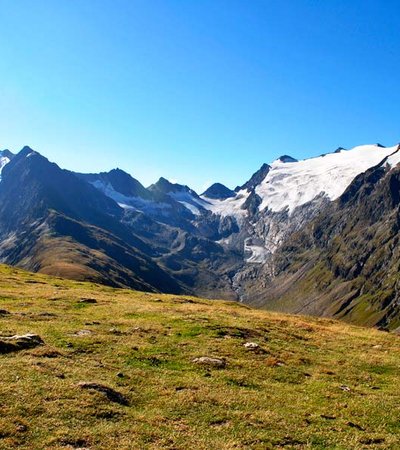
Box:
1;142;400;329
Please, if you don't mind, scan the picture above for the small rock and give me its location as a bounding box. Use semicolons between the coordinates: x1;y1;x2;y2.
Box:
347;421;365;431
339;385;351;392
74;330;92;336
0;309;10;316
0;333;44;353
244;342;259;350
109;328;122;335
79;298;97;304
77;382;129;406
37;312;56;317
372;344;382;349
192;357;226;368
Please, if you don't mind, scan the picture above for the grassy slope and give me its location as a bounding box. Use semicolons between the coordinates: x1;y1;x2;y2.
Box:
0;265;399;449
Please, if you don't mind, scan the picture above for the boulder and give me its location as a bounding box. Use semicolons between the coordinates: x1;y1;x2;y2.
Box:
192;357;226;368
0;333;44;353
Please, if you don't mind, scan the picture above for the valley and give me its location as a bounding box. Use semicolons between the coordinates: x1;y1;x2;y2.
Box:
1;143;400;328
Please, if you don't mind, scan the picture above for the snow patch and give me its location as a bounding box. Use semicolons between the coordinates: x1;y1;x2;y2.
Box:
90;180;171;213
244;238;270;263
0;156;11;181
256;144;400;214
201;190;250;218
168;191;207;215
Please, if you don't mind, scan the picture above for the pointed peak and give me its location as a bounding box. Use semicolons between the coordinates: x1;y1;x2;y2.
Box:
202;183;235;200
107;167;132;178
334;147;346;153
109;167;125;174
19;146;37;158
235;163;271;192
158;176;171;184
276;155;297;163
0;149;14;159
149;177;175;191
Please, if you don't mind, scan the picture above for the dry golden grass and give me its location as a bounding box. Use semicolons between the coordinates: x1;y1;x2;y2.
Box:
0;264;399;449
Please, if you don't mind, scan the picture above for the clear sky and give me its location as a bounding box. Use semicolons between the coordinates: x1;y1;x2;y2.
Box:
1;0;399;192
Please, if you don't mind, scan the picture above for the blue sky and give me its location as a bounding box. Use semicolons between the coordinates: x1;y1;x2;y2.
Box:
1;0;399;192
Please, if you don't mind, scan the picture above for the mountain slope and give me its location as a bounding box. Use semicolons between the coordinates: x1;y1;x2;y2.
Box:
0;264;399;449
0;147;183;293
2;142;400;327
245;146;400;329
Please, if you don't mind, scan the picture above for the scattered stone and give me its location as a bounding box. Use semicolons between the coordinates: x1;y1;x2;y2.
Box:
321;414;336;420
244;342;259;350
73;330;92;337
15;424;28;433
79;298;97;304
265;356;285;367
372;344;382;349
339;385;351;392
77;382;129;406
360;437;385;445
109;328;123;335
0;333;44;353
347;421;365;431
59;437;89;449
0;309;10;316
192;357;226;368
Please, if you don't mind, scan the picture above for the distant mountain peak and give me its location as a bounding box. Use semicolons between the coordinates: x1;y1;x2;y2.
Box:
149;177;197;196
235;163;271;192
20;145;36;155
0;149;14;159
202;183;235;200
75;167;151;201
277;155;297;163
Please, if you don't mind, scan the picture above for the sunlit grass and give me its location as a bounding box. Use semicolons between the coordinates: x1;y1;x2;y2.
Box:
0;264;399;449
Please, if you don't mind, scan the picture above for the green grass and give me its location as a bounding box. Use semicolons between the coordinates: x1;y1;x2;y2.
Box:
0;264;399;449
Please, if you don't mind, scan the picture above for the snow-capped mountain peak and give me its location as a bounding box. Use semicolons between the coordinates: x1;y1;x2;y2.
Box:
257;143;400;214
201;143;400;218
276;155;298;163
